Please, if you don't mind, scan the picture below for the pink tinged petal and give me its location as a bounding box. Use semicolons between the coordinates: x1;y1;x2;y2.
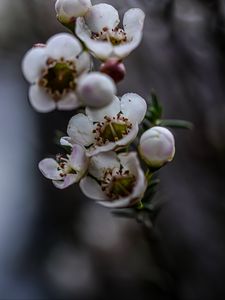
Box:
76;18;114;60
22;47;47;83
77;72;116;108
115;123;139;147
88;151;120;180
53;174;77;189
69;144;89;179
29;85;56;113
57;92;82;111
84;4;120;33
79;176;107;201
76;51;92;75
46;33;82;61
120;93;147;124
67;113;95;146
85;96;120;122
38;158;61;180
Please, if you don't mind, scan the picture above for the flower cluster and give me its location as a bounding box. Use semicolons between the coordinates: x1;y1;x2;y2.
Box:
21;0;189;210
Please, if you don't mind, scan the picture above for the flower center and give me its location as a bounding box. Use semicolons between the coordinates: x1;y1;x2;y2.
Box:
93;114;132;146
92;27;127;46
56;154;77;177
101;169;136;199
39;58;77;101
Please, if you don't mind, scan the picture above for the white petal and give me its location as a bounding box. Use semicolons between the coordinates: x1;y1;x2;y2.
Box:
38;158;61;180
53;174;77;189
67;113;95;146
46;33;82;60
86;142;115;157
89;151;119;180
118;152;139;175
57;92;82;110
76;18;114;60
79;176;107;201
121;93;147;124
69;144;89;178
115;123;139;147
84;4;119;33
77;72;116;108
29;85;56;113
85;96;120;122
113;8;145;58
76;51;92;75
123;8;145;40
22;47;47;83
60;136;73;147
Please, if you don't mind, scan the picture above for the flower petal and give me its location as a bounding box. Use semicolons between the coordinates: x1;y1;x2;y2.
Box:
69;144;89;178
76;18;114;60
29;85;56;113
113;8;145;58
123;8;145;40
38;158;61;180
85;96;120;122
46;33;82;60
88;151;120;180
57;92;82;110
79;176;107;201
53;174;77;189
22;47;47;83
120;93;147;124
67;113;95;146
115;123;139;147
76;51;92;75
84;4;120;33
86;142;115;157
60;136;73;147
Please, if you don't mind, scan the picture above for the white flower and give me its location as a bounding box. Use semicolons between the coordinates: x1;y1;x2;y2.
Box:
77;72;116;108
61;93;147;156
75;3;145;60
22;33;91;113
79;151;147;208
55;0;92;24
139;127;175;168
39;144;89;189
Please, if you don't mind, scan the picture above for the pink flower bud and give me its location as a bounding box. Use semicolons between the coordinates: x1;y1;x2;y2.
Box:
100;58;126;83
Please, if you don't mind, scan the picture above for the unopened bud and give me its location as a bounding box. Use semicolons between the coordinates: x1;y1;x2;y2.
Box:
77;72;116;108
55;0;92;24
100;58;126;83
139;126;175;168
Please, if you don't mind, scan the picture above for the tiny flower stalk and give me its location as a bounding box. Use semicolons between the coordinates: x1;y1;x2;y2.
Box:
139;127;175;169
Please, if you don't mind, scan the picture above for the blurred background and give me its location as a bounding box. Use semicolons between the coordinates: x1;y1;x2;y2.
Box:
1;0;225;299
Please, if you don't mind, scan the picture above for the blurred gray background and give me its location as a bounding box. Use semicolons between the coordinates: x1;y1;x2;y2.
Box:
1;0;225;299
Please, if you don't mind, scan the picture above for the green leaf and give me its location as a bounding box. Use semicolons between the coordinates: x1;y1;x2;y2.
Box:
156;119;194;129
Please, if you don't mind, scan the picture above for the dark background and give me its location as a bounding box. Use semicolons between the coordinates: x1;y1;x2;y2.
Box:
1;0;225;299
